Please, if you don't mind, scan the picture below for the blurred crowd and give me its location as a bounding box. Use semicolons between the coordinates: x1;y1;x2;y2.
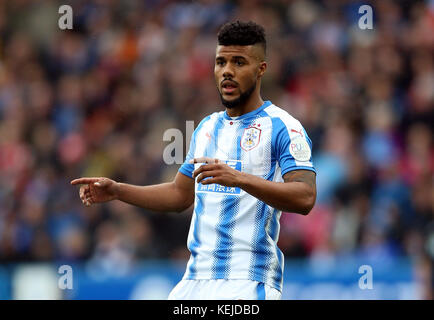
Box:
0;0;432;297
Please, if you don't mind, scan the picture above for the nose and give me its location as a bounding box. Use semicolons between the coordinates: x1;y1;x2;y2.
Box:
222;64;234;79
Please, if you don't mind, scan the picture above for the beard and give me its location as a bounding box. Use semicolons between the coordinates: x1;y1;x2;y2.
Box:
219;81;257;109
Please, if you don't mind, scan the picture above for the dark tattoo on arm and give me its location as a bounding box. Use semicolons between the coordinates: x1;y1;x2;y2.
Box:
283;170;316;189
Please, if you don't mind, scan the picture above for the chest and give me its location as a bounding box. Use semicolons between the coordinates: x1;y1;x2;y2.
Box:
194;119;275;177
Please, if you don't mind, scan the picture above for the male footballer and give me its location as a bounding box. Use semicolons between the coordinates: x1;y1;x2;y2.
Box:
71;21;316;300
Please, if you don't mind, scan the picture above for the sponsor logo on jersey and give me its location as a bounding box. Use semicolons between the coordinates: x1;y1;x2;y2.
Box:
196;160;242;195
289;135;311;162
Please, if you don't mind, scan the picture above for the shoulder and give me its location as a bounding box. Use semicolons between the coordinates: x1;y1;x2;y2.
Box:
196;111;224;130
262;103;305;133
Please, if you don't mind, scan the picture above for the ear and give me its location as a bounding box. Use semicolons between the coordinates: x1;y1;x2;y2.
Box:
257;61;267;79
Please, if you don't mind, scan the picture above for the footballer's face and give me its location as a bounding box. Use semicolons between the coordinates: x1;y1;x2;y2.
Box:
214;44;266;109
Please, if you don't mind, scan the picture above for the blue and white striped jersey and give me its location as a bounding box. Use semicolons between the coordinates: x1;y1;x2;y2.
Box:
178;100;316;292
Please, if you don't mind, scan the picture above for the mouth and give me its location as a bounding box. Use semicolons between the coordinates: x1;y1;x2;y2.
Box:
221;80;238;95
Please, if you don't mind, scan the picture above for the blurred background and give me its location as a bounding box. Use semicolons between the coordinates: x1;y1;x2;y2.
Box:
0;0;432;299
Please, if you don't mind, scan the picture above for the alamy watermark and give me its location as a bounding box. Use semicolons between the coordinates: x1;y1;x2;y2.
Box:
358;265;373;290
58;5;73;30
58;265;73;290
163;121;195;165
358;5;374;30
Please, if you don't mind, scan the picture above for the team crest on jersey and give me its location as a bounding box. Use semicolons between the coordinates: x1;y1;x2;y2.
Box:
241;127;261;151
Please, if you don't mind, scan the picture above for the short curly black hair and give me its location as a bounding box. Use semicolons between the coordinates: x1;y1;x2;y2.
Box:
217;21;266;56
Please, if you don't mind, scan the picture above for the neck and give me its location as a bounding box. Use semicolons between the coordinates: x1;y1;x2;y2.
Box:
225;90;264;118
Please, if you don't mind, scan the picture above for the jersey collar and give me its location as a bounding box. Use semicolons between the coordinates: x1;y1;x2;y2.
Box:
223;100;272;121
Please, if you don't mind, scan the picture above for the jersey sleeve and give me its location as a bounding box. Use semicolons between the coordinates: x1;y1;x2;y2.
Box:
273;118;316;178
178;130;196;179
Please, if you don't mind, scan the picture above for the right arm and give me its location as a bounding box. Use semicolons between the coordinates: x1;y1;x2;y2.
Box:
70;171;195;213
117;172;195;212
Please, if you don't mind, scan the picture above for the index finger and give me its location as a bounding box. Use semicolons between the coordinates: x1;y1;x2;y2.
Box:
192;163;217;178
70;177;101;185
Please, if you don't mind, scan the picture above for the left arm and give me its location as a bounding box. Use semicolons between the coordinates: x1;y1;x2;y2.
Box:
241;169;316;215
192;157;316;215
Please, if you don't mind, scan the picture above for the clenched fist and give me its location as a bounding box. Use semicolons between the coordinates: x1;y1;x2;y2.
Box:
70;177;119;206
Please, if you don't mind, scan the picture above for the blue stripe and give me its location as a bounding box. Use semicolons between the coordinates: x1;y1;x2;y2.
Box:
257;282;266;300
267;141;283;288
236;127;242;162
212;196;239;278
267;116;286;165
274;117;298;173
264;162;283;289
187;192;206;275
269;208;283;289
275;247;284;289
249;201;272;283
264;155;276;180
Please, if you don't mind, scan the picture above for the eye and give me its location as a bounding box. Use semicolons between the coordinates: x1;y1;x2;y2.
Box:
216;60;225;66
235;60;245;66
